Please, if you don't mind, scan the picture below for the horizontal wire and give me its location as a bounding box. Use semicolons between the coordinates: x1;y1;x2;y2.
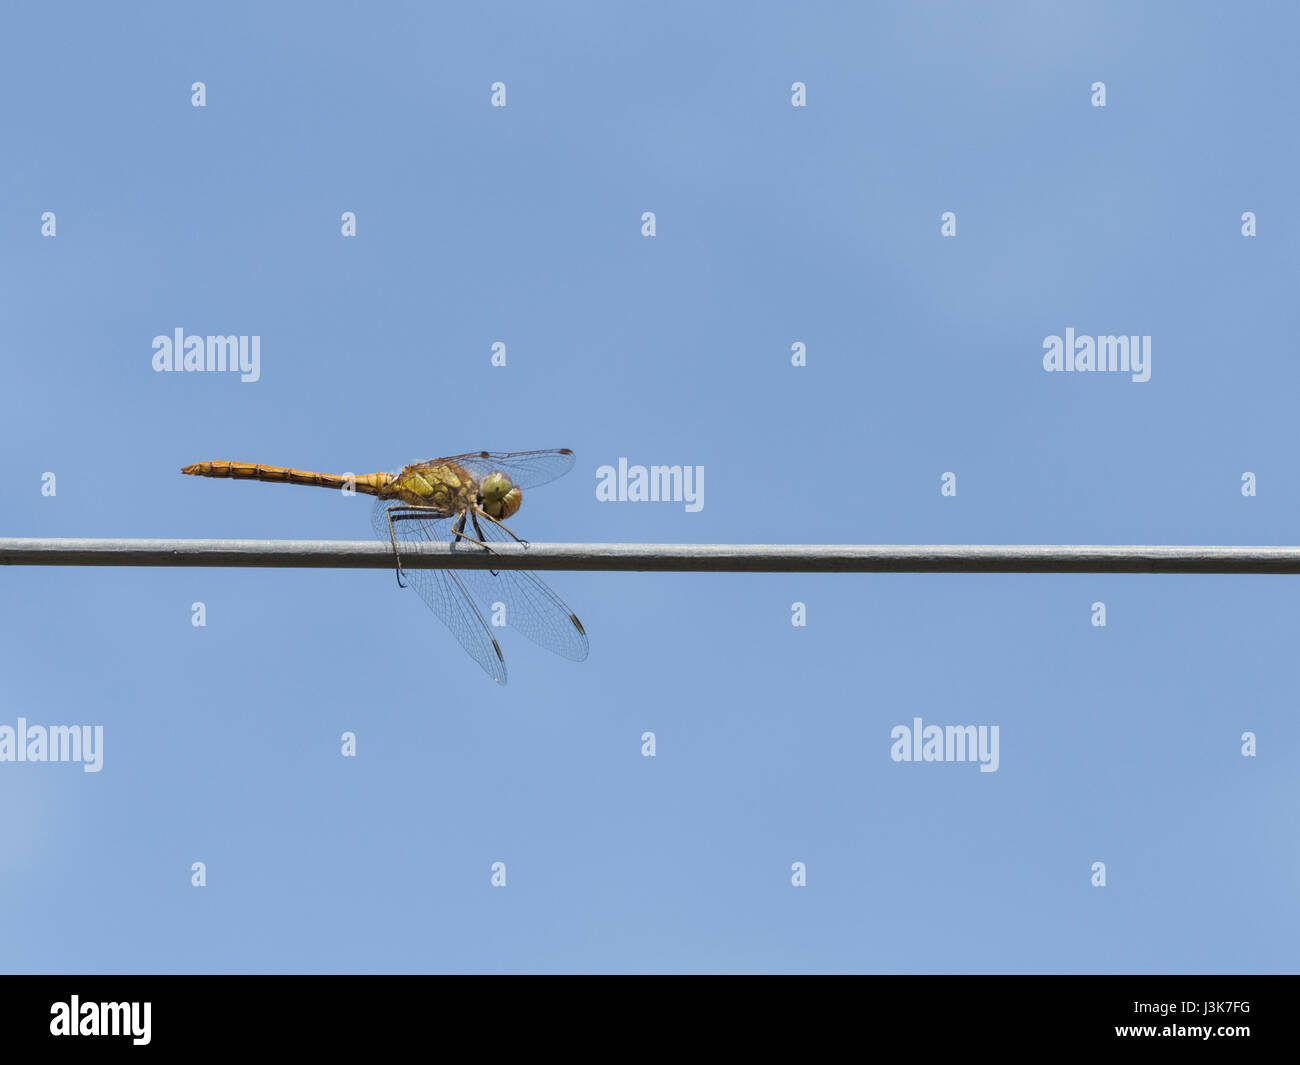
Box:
2;538;1300;573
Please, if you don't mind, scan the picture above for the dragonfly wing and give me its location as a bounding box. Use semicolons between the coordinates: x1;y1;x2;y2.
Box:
411;449;577;491
372;501;508;685
456;515;590;663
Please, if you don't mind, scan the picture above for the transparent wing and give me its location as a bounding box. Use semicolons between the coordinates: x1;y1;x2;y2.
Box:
371;500;508;685
373;497;588;673
409;449;576;491
458;514;589;663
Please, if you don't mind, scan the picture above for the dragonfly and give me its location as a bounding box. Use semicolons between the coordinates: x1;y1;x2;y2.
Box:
181;449;588;685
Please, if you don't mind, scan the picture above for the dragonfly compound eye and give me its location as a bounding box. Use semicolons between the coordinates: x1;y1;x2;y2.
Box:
480;472;522;519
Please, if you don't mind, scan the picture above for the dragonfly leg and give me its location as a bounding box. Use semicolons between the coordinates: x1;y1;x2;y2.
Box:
470;509;506;576
384;506;408;588
449;509;498;554
475;507;530;547
386;506;500;587
388;504;486;587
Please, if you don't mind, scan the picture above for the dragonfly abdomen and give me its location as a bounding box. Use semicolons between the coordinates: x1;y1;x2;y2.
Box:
181;461;393;496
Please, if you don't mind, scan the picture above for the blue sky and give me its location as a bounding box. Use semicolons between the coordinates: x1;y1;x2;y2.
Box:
1;0;1297;973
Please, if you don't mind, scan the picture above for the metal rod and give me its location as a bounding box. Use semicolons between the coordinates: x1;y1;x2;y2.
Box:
2;538;1300;573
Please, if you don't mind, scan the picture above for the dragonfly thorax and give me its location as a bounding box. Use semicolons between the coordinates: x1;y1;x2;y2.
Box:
380;461;477;511
479;471;522;519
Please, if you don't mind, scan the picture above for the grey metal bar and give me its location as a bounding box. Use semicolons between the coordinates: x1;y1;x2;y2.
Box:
2;538;1300;573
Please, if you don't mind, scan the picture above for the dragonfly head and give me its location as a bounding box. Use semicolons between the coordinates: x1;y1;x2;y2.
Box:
479;471;522;520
